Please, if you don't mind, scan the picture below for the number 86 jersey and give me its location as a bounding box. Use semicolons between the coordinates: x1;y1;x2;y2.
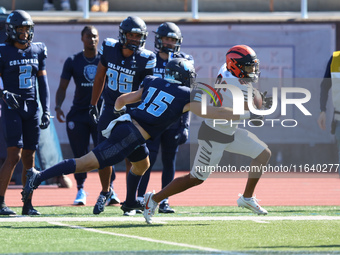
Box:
0;42;47;101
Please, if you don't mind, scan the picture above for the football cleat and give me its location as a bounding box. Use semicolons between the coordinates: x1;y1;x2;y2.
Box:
0;206;16;216
21;168;41;204
237;194;268;215
93;188;113;214
74;188;87;205
143;191;158;224
106;190;120;205
158;201;175;214
123;210;136;216
22;205;41;216
120;200;144;214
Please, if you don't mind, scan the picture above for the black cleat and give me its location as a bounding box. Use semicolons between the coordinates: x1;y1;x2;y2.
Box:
21;168;41;204
93;188;113;215
22;205;41;216
120;200;145;214
106;190;120;205
0;206;16;216
158;202;175;213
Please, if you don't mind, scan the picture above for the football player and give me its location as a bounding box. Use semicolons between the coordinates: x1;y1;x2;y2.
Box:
21;58;262;215
137;22;194;214
143;45;272;224
0;10;50;216
55;26;102;206
89;16;156;215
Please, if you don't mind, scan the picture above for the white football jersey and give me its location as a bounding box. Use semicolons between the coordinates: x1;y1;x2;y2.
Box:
205;63;254;135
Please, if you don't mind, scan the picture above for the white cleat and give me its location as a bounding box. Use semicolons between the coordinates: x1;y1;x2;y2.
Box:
237;194;268;215
143;191;158;224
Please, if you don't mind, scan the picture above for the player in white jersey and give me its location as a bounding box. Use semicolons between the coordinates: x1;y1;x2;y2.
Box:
143;45;272;224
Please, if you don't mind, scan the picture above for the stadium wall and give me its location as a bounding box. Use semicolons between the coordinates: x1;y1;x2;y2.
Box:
1;14;339;170
2;0;340;12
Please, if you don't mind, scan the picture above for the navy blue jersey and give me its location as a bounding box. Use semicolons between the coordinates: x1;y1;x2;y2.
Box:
99;38;156;106
130;76;190;139
61;51;100;110
153;52;194;79
0;42;47;101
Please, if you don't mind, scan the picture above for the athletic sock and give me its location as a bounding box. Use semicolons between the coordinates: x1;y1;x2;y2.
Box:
0;196;5;208
40;159;76;182
126;170;142;205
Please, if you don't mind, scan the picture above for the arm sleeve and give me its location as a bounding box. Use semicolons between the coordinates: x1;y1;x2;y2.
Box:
38;75;50;113
38;43;48;71
320;56;332;112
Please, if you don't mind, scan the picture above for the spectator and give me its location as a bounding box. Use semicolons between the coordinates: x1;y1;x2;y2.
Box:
0;10;51;215
43;0;84;11
91;0;109;12
55;26;100;205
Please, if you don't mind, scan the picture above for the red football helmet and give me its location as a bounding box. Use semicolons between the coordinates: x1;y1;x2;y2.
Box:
226;45;260;82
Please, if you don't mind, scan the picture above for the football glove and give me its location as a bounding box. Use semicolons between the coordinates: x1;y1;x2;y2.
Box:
261;91;273;109
175;126;189;145
89;104;99;124
1;90;21;109
249;112;264;126
40;111;50;129
113;105;127;117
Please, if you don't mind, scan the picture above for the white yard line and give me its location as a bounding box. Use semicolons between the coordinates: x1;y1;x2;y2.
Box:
49;221;221;252
1;215;340;222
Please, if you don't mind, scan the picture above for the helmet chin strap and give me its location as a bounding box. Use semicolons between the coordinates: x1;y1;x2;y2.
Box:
130;48;137;69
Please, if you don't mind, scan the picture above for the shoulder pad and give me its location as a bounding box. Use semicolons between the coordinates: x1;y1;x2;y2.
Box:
104;38;118;47
140;49;155;58
146;57;156;69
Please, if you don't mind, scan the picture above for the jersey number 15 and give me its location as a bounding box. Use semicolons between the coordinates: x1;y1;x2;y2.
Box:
137;87;174;117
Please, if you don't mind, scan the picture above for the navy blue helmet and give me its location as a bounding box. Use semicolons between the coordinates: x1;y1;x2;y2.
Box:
6;10;34;44
119;16;147;51
154;22;182;54
165;58;196;87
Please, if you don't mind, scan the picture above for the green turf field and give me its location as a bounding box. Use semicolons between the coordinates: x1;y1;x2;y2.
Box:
1;206;340;254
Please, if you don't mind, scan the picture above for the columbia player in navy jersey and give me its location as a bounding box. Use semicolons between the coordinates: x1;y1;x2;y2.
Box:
90;16;156;215
55;26;103;206
22;59;259;214
0;10;50;216
137;22;194;214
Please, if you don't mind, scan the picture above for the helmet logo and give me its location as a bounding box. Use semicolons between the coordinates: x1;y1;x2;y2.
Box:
6;14;13;23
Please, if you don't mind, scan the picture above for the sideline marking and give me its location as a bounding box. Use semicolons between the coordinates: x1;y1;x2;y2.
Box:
1;215;340;223
49;221;221;252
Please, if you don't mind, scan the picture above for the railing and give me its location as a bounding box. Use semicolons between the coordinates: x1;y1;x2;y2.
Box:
81;0;309;20
188;0;309;20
